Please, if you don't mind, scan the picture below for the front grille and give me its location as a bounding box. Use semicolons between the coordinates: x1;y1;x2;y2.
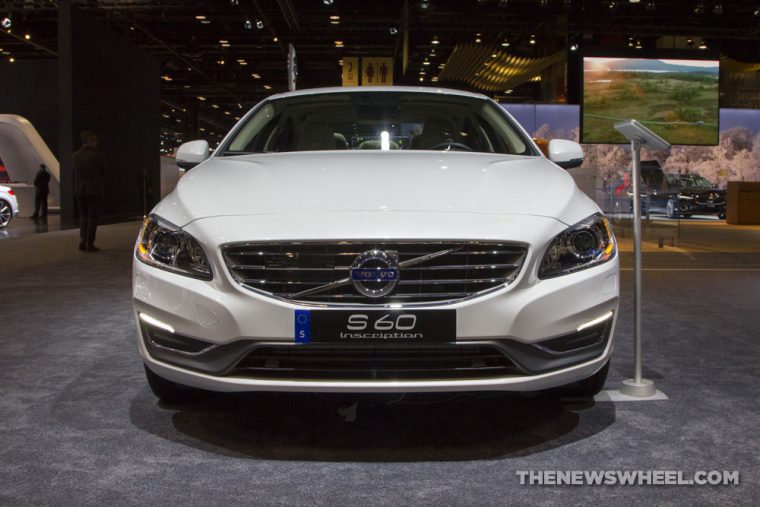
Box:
222;241;527;305
694;192;725;205
228;344;521;380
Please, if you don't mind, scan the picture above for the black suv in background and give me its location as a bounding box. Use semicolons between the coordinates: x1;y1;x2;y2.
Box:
642;161;727;219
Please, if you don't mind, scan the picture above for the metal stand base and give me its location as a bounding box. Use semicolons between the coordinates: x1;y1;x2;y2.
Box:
620;378;656;397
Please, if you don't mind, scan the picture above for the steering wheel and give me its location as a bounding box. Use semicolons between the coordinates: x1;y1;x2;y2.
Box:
428;142;473;152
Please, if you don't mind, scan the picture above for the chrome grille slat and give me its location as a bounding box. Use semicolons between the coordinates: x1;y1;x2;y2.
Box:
223;241;527;306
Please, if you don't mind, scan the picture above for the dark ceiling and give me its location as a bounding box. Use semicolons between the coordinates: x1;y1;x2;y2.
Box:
1;0;759;142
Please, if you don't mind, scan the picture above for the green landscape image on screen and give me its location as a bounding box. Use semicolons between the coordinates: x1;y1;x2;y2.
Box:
582;57;719;145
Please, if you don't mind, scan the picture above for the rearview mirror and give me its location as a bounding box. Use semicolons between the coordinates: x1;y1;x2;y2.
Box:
547;139;584;169
176;140;210;170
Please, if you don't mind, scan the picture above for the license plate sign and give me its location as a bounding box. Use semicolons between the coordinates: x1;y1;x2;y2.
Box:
295;309;455;344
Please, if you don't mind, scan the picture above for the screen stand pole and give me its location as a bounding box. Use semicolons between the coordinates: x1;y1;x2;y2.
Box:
621;139;656;397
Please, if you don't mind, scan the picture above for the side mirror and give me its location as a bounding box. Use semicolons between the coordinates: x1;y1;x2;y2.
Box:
176;140;210;170
548;139;584;169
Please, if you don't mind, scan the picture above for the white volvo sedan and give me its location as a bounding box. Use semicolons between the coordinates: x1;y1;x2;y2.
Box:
133;87;619;403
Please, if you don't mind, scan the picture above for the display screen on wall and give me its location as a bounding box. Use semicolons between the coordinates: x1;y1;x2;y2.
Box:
582;57;719;145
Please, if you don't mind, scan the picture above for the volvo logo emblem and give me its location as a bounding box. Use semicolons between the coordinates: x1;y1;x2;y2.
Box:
350;250;399;298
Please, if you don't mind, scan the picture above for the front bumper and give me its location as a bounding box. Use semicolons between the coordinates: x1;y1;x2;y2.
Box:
134;236;619;393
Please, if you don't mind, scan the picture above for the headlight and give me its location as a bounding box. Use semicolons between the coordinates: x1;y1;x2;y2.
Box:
136;215;213;280
538;213;616;279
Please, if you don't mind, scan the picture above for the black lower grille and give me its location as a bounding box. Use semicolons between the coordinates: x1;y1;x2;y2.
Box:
228;344;521;381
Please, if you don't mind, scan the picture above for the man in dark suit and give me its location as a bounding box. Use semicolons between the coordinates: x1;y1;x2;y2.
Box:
31;164;51;220
72;131;105;252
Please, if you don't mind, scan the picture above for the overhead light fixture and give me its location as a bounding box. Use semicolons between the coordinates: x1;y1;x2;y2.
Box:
200;19;211;24
629;0;640;3
713;3;722;15
635;40;643;49
24;33;30;40
161;75;172;81
423;59;430;65
498;0;509;7
197;96;206;101
334;40;343;47
224;111;231;116
698;39;707;49
323;0;334;5
389;27;398;34
569;42;579;51
251;73;261;79
419;0;430;10
694;2;704;14
501;38;510;47
330;20;340;25
645;1;655;9
230;0;239;6
540;0;549;6
195;15;206;20
9;56;14;63
419;77;424;82
263;84;272;90
754;6;760;17
273;36;278;42
475;36;482;43
256;19;264;30
608;1;617;10
329;15;340;20
219;39;228;44
1;17;11;29
529;34;536;45
211;104;220;109
431;35;439;45
243;19;252;30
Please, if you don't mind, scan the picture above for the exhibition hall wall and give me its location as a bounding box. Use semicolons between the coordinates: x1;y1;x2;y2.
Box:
504;104;760;188
58;6;161;220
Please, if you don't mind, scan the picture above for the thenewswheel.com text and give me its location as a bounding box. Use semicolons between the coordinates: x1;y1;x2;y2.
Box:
516;470;739;486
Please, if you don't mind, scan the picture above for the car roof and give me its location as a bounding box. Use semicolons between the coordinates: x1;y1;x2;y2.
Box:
267;86;490;101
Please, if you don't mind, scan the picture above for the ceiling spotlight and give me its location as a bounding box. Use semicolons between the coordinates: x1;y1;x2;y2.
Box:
243;19;253;30
686;38;694;47
635;40;642;49
698;39;707;49
230;0;239;5
200;19;211;24
419;0;430;9
1;17;11;29
607;1;617;11
629;0;640;3
251;73;261;79
323;0;334;4
273;36;278;42
431;35;439;45
694;3;704;14
334;40;344;47
24;33;30;40
569;42;579;51
754;6;760;16
256;19;264;29
389;27;398;35
539;0;549;6
712;3;722;15
645;1;655;10
263;84;272;90
529;34;536;45
195;15;206;20
501;38;510;47
9;56;14;63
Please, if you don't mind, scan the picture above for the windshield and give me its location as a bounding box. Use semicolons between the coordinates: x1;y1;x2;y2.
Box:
679;175;715;189
220;91;535;156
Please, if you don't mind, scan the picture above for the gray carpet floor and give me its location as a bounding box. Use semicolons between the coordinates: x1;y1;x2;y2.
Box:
1;222;758;506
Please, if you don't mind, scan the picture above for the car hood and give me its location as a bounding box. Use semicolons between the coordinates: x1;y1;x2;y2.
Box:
154;151;597;227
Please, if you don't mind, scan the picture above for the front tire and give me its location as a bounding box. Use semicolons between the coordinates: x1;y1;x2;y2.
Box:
544;361;610;399
0;200;12;227
666;199;679;219
144;365;206;404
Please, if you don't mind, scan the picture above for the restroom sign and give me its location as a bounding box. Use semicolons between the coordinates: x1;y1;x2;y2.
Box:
342;56;359;86
361;57;393;86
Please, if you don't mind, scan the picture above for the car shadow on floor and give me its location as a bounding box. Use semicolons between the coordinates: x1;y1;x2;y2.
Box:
129;389;616;462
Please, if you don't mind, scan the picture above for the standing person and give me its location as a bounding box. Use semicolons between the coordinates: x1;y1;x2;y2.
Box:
72;131;105;252
31;164;51;220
